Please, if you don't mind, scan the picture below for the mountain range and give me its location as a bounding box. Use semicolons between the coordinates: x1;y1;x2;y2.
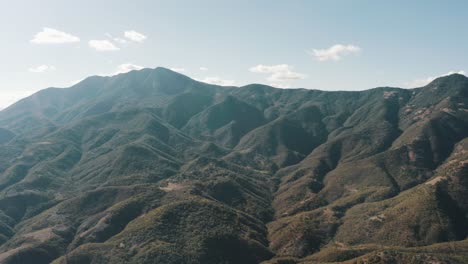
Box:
0;68;467;263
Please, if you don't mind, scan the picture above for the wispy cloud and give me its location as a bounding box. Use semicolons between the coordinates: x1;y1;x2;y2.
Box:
196;77;235;86
170;68;186;73
95;63;145;77
249;64;306;85
199;67;208;71
88;40;120;51
30;27;80;44
269;83;292;89
114;63;144;74
105;33;127;44
124;30;147;43
28;65;56;73
309;44;361;61
405;70;467;87
114;37;127;44
98;63;145;76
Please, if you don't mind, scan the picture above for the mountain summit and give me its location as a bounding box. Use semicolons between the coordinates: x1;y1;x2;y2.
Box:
0;68;467;263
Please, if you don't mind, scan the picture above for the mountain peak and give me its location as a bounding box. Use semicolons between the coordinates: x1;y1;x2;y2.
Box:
427;73;468;87
1;66;468;263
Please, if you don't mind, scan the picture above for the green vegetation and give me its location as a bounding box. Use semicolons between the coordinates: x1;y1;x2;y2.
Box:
0;69;466;263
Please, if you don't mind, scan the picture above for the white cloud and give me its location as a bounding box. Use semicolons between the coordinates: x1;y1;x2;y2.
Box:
88;40;120;51
114;63;144;74
197;77;236;86
170;68;186;73
105;33;127;44
250;64;291;74
269;83;292;89
249;64;306;83
28;65;56;73
97;63;145;77
124;30;147;43
267;71;305;82
114;37;127;44
199;67;208;71
405;70;467;87
31;27;80;44
309;44;361;61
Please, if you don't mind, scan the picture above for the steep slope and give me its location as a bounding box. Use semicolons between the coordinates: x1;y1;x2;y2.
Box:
0;129;14;145
183;95;266;148
0;68;227;134
266;74;468;261
226;105;328;170
0;69;466;263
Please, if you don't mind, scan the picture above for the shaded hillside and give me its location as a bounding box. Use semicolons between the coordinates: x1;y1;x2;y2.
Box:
0;68;467;264
0;129;14;145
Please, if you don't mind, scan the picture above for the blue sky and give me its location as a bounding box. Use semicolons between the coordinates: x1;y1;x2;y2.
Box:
1;0;467;108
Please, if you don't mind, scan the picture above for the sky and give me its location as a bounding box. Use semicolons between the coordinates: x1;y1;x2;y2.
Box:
1;0;467;108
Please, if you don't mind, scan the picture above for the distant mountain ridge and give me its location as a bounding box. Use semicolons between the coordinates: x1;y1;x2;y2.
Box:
0;68;467;264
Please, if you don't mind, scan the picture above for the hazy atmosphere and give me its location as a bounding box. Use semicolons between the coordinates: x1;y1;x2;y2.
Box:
0;2;468;264
1;0;468;108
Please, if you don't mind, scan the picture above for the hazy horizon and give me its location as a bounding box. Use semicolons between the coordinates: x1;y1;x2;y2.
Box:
0;2;468;263
1;0;468;108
